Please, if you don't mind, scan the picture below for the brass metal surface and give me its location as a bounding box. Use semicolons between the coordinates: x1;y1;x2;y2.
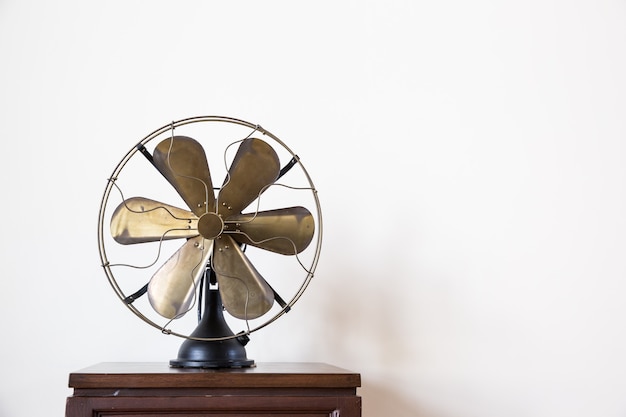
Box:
226;206;314;255
212;234;274;320
147;235;213;319
153;136;215;216
110;197;198;244
217;138;280;217
197;212;224;240
107;131;316;327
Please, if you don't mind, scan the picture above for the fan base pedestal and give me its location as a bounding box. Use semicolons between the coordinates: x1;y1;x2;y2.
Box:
170;358;254;368
170;288;254;369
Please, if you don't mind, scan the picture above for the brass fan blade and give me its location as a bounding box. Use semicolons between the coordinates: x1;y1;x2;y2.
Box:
212;235;274;320
148;235;213;319
110;197;199;244
218;138;280;217
153;136;216;217
226;206;315;255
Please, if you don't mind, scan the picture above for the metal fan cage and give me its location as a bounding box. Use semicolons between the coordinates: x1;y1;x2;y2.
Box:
97;115;323;341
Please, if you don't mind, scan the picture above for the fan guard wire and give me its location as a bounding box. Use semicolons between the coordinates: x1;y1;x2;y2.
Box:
97;115;323;342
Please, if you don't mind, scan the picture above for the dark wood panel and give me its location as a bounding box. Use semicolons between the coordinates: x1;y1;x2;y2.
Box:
65;362;361;417
67;395;361;416
71;386;357;397
69;362;361;389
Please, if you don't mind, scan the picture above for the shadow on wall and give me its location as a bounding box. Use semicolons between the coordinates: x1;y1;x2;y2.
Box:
360;379;446;417
311;258;419;365
307;255;445;417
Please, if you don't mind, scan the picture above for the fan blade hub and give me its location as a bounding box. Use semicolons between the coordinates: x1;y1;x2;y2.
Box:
198;212;224;240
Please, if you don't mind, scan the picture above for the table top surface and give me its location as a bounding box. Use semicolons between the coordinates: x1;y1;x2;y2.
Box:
68;362;361;389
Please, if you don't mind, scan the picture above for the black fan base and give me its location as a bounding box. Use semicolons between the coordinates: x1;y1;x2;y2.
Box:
170;288;254;369
169;336;255;369
170;357;254;368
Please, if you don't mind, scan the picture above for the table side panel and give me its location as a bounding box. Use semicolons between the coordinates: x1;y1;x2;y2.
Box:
66;395;362;417
66;363;361;417
68;362;361;390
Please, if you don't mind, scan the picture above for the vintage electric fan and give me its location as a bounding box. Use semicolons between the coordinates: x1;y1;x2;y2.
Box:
97;116;322;368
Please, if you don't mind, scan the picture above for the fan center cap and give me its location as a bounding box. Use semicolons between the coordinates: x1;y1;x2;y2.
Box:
197;212;224;240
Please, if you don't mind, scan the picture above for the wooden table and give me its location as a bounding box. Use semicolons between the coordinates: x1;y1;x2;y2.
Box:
65;362;361;416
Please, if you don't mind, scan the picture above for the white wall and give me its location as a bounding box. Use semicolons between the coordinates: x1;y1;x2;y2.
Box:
1;1;626;416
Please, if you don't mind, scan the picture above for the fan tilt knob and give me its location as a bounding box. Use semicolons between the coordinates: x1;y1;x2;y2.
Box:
197;212;224;240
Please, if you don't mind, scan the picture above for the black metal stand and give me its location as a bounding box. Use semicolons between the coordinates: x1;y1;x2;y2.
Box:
170;280;254;369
